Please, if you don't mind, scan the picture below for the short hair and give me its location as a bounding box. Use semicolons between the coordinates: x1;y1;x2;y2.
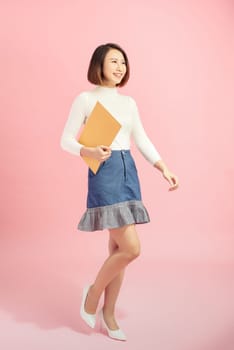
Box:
87;43;130;87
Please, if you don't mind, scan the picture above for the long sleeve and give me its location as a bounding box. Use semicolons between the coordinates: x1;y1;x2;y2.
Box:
130;98;162;165
60;92;87;156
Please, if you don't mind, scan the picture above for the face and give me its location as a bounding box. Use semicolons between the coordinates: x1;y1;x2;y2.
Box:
102;49;127;87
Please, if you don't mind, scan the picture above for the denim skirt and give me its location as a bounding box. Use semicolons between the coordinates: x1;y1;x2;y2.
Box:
77;150;150;231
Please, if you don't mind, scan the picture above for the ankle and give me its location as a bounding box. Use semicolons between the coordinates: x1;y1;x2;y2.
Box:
101;308;119;330
103;306;115;318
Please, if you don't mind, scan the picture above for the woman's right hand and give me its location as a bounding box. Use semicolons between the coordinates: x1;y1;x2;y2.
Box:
80;145;112;162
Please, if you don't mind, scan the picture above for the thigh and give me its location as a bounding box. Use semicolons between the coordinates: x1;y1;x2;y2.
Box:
108;234;118;254
109;224;141;254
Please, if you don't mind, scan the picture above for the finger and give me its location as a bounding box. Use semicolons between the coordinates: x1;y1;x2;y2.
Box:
165;176;174;187
102;152;111;160
171;176;179;186
169;183;179;191
173;176;179;184
100;145;111;152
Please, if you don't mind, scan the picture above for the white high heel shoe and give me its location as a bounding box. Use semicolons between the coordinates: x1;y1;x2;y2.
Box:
80;285;96;328
99;309;127;341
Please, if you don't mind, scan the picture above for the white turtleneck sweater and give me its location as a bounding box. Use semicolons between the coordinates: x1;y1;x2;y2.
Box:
60;85;162;165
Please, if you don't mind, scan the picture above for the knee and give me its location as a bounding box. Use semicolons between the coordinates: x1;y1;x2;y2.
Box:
125;245;141;261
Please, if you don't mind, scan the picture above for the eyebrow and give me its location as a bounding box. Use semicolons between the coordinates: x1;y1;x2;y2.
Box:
108;58;126;61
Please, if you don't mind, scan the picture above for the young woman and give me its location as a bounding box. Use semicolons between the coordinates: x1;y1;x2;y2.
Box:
60;43;179;341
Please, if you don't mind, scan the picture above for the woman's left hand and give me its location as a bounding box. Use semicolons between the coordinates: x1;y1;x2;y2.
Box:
162;169;179;191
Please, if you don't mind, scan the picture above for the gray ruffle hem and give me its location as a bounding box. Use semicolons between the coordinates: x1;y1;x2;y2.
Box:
77;200;150;232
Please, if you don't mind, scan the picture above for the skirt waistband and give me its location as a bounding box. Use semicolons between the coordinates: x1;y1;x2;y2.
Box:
110;149;130;153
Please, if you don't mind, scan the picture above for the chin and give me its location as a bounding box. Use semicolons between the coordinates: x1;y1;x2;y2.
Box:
114;79;122;85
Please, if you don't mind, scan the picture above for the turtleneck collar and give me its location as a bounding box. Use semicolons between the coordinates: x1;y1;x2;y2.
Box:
94;85;118;95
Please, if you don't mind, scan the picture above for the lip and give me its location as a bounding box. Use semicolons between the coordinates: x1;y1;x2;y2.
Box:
113;73;123;78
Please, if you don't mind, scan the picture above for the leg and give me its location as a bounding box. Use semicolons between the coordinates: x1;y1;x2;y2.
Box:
85;224;140;318
103;234;125;329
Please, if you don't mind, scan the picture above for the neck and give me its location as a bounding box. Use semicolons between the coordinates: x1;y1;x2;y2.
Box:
95;85;118;94
99;84;117;88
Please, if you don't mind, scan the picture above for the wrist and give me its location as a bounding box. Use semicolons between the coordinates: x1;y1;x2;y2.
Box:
80;146;94;157
153;159;169;173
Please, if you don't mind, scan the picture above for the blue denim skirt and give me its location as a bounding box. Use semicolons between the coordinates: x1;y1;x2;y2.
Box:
78;150;150;231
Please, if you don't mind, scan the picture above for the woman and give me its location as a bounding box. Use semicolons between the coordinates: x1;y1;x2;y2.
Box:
60;43;179;341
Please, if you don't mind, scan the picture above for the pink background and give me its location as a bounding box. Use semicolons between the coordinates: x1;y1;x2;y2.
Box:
1;0;234;349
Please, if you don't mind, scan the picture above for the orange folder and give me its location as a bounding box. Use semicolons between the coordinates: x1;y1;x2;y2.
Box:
78;101;122;174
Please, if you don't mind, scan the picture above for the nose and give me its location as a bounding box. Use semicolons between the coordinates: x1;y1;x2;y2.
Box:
116;63;122;71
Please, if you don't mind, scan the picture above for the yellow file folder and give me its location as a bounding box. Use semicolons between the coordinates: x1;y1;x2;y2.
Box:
78;101;122;174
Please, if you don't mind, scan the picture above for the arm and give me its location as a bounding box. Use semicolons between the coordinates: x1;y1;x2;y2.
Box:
60;92;87;156
131;98;179;190
60;93;111;161
131;98;162;165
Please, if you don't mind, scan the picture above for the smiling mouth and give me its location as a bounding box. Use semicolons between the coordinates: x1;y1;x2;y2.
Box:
113;73;123;78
